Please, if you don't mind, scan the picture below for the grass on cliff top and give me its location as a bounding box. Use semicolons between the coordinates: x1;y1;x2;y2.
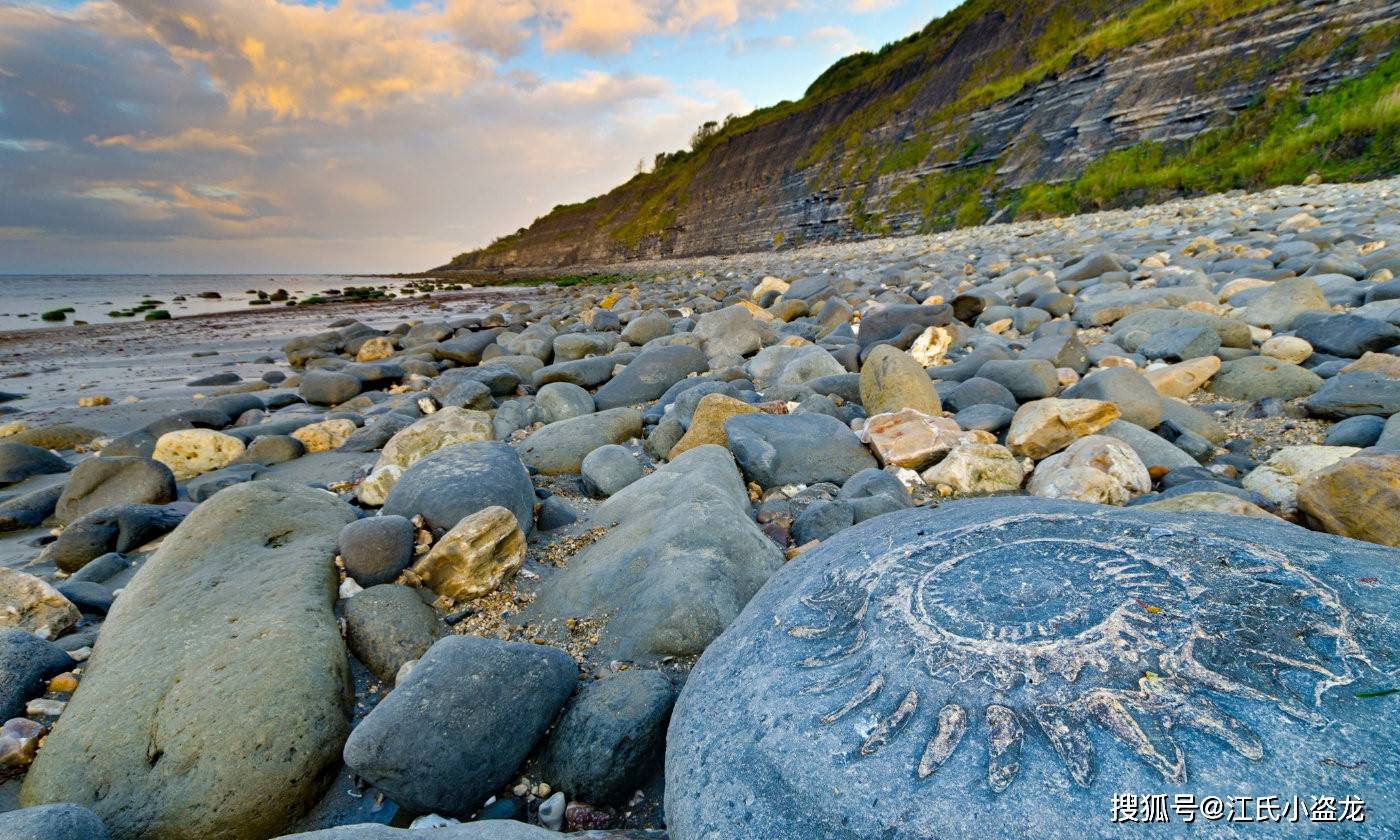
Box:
1015;47;1400;219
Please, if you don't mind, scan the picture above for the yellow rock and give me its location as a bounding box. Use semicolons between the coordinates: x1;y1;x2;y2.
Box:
1340;351;1400;379
918;443;1024;495
1217;277;1271;303
909;326;952;367
355;336;395;362
734;300;775;322
752;276;790;300
0;567;79;639
1297;454;1400;547
77;396;111;408
1144;356;1220;398
292;419;358;453
668;394;758;459
1138;491;1282;520
408;506;526;602
0;421;30;438
153;429;245;481
1006;399;1120;460
1261;336;1313;365
599;293;621;310
860;345;942;417
376;407;492;471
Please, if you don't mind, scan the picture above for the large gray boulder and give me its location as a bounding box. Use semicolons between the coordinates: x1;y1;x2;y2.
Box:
522;445;784;661
0;442;69;486
381;441;534;535
594;344;708;410
667;498;1400;840
342;635;576;818
516;407;643;475
21;481;359;840
724;412;876;489
55;456;176;526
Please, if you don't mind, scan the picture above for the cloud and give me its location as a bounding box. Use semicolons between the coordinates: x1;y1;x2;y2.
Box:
728;24;862;57
87;127;256;155
849;0;897;11
0;0;756;272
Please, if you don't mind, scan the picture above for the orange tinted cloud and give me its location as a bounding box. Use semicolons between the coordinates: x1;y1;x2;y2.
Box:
88;127;256;155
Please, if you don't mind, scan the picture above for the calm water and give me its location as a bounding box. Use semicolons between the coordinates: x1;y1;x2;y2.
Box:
0;274;424;329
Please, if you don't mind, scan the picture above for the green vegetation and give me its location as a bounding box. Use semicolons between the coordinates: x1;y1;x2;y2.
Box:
40;308;71;321
144;309;171;321
1012;46;1400;218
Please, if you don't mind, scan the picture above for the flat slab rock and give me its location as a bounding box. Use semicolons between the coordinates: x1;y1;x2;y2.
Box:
667;498;1400;840
21;481;359;840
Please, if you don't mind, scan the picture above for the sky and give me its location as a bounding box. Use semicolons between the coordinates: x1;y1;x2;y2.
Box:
0;0;958;274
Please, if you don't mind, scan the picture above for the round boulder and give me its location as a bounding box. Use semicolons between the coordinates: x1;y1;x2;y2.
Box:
667;498;1400;840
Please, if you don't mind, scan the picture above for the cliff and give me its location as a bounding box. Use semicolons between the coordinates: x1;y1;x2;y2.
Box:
441;0;1400;272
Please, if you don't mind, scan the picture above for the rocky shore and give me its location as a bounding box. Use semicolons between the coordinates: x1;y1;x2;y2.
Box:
2;177;1399;839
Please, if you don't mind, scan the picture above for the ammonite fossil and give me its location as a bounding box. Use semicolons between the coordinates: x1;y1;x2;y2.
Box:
667;499;1400;840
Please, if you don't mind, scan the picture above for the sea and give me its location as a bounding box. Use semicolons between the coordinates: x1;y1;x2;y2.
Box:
0;274;417;330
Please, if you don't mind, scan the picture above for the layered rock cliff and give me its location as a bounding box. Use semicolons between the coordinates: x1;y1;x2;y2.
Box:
442;0;1400;272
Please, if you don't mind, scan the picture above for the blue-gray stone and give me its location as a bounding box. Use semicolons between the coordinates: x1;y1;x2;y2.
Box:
0;804;108;840
1324;415;1386;448
724;413;876;489
1294;314;1400;358
975;359;1057;401
792;499;854;544
667;498;1400;840
540;669;676;806
1305;372;1400;418
342;635;576;818
53;503;189;573
338;515;415;587
954;404;1014;433
594;344;708;410
0;629;72;720
580;444;643;498
945;377;1017;413
0;484;64;533
382;441;534;535
0;442;70;486
300;370;361;406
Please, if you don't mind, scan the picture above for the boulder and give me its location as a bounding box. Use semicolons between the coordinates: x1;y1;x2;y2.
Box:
534;382;595;425
0;568;79;639
54;455;176;526
918;442;1025;495
1142;356;1219;399
1063;367;1162;428
667;498;1400;840
858;345;941;416
695;304;766;360
594;344;707;410
1027;435;1151;505
1297;454;1400;547
53;503;187;573
1305;372;1400;419
862;410;991;470
1239;276;1329;329
1136;491;1281;519
521;446;783;661
580;444;643;497
0;484;64;533
382;441;534;535
0;443;70;486
300;370;362;405
540;669;675;806
338;515;416;587
668;393;759;458
21;482;358;840
375;407;493;472
343;584;443;683
291;419;359;453
1242;445;1359;513
153;429;246;481
408;506;526;602
1208;356;1323;402
342;636;576;818
1005;399;1120;459
725;413;877;488
0;628;73;720
517;408;643;476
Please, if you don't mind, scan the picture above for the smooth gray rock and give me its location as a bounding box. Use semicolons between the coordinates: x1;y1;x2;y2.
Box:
580;444;643;497
1325;415;1386;447
53;502;188;573
0;483;64;532
338;515;416;587
343;584;442;683
0;804;109;840
540;669;675;806
534;381;595;425
1305;372;1400;418
1099;419;1196;471
54;456;176;526
594;344;708;410
1294;314;1400;358
1209;356;1324;402
21;482;358;840
382;441;534;535
237;434;307;464
0;628;72;720
300;370;362;405
342;635;575;818
277;821;564;839
522;446;783;661
724;413;876;489
975;359;1058;401
1064;367;1162;428
667;498;1400;840
0;443;70;486
517;407;643;476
